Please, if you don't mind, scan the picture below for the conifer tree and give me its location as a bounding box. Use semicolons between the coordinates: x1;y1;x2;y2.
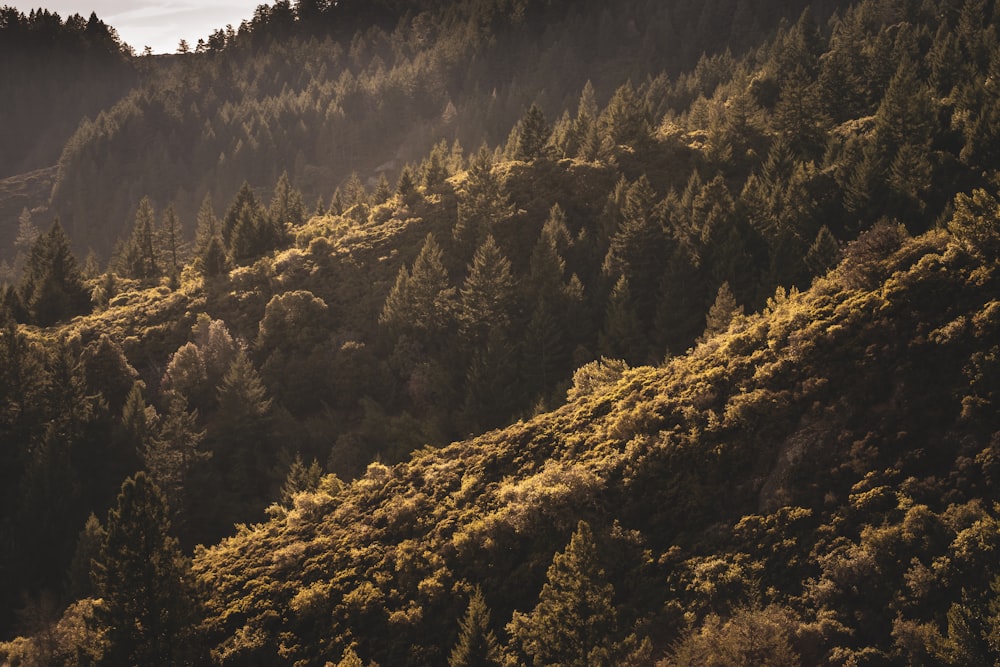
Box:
516;103;551;160
373;173;392;203
397;165;418;204
121;196;159;281
423;141;448;189
561;80;601;159
508;521;619;667
144;391;208;524
599;275;645;363
66;513;105;600
209;350;275;523
453;146;514;258
449;587;502;667
18;219;91;326
158;203;185;279
222;182;261;248
805;225;840;275
602;80;648;146
91;472;200;666
700;281;742;342
278;454;324;507
269;171;306;227
14;207;39;276
603;175;667;323
201;235;229;278
380;233;455;339
194;193;219;258
458;235;515;345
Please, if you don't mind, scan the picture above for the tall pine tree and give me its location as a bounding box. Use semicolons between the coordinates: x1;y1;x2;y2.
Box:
91;472;200;666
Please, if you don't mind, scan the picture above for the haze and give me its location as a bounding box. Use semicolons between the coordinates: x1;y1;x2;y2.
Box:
5;1;259;53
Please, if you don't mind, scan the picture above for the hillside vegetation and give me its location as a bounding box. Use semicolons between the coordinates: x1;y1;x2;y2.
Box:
2;0;1000;664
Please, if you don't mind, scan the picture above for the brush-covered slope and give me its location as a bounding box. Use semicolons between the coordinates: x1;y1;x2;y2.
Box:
191;206;1000;665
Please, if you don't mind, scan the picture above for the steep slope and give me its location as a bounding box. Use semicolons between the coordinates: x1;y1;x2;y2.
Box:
190;212;1000;665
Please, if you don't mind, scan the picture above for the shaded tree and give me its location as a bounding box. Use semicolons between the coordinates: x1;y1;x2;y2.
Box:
120;196;159;282
91;473;200;666
449;586;502;667
18;219;91;326
516;103;551;160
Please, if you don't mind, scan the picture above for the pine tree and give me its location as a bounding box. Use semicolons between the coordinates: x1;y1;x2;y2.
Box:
14;207;39;276
194;193;219;258
805;225;840;275
158;203;186;279
278;454;324;507
453;146;514;258
66;513;105;600
602;175;667;323
602;80;648;146
380;233;456;339
449;587;502;667
18;219;91;326
269;171;306;227
599;275;645;363
397;165;418;204
373;173;392;203
121;196;159;281
222;182;261;248
516;103;551;160
143;391;208;524
209;351;275;522
201;235;228;278
700;281;742;342
91;473;200;666
508;521;619;667
458;235;516;345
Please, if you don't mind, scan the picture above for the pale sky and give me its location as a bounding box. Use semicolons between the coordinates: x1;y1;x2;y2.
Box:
10;1;262;54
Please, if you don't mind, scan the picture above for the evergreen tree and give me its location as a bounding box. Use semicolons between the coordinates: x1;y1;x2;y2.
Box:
205;350;276;529
14;207;39;276
66;513;105;600
397;165;418;204
278;454;324;507
516;103;551;160
599;275;645;363
602;175;667;324
805;225;840;275
194;193;219;259
201;235;228;278
508;521;619;667
449;586;502;667
372;173;392;203
453;146;514;258
380;233;456;339
158;203;185;279
143;391;208;525
458;235;516;345
18;219;91;326
422;141;448;189
121;196;159;281
91;473;200;666
269;171;306;227
222;182;261;248
700;281;742;342
602;80;648;146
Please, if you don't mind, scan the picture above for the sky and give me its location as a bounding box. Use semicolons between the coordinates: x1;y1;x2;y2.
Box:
11;1;262;54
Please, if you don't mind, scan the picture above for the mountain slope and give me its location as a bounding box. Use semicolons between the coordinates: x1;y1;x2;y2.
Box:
190;213;1000;665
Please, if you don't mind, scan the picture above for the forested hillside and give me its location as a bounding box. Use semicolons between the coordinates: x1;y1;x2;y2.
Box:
3;0;1000;664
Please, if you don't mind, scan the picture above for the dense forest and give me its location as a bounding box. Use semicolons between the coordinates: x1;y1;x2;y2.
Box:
3;0;1000;664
